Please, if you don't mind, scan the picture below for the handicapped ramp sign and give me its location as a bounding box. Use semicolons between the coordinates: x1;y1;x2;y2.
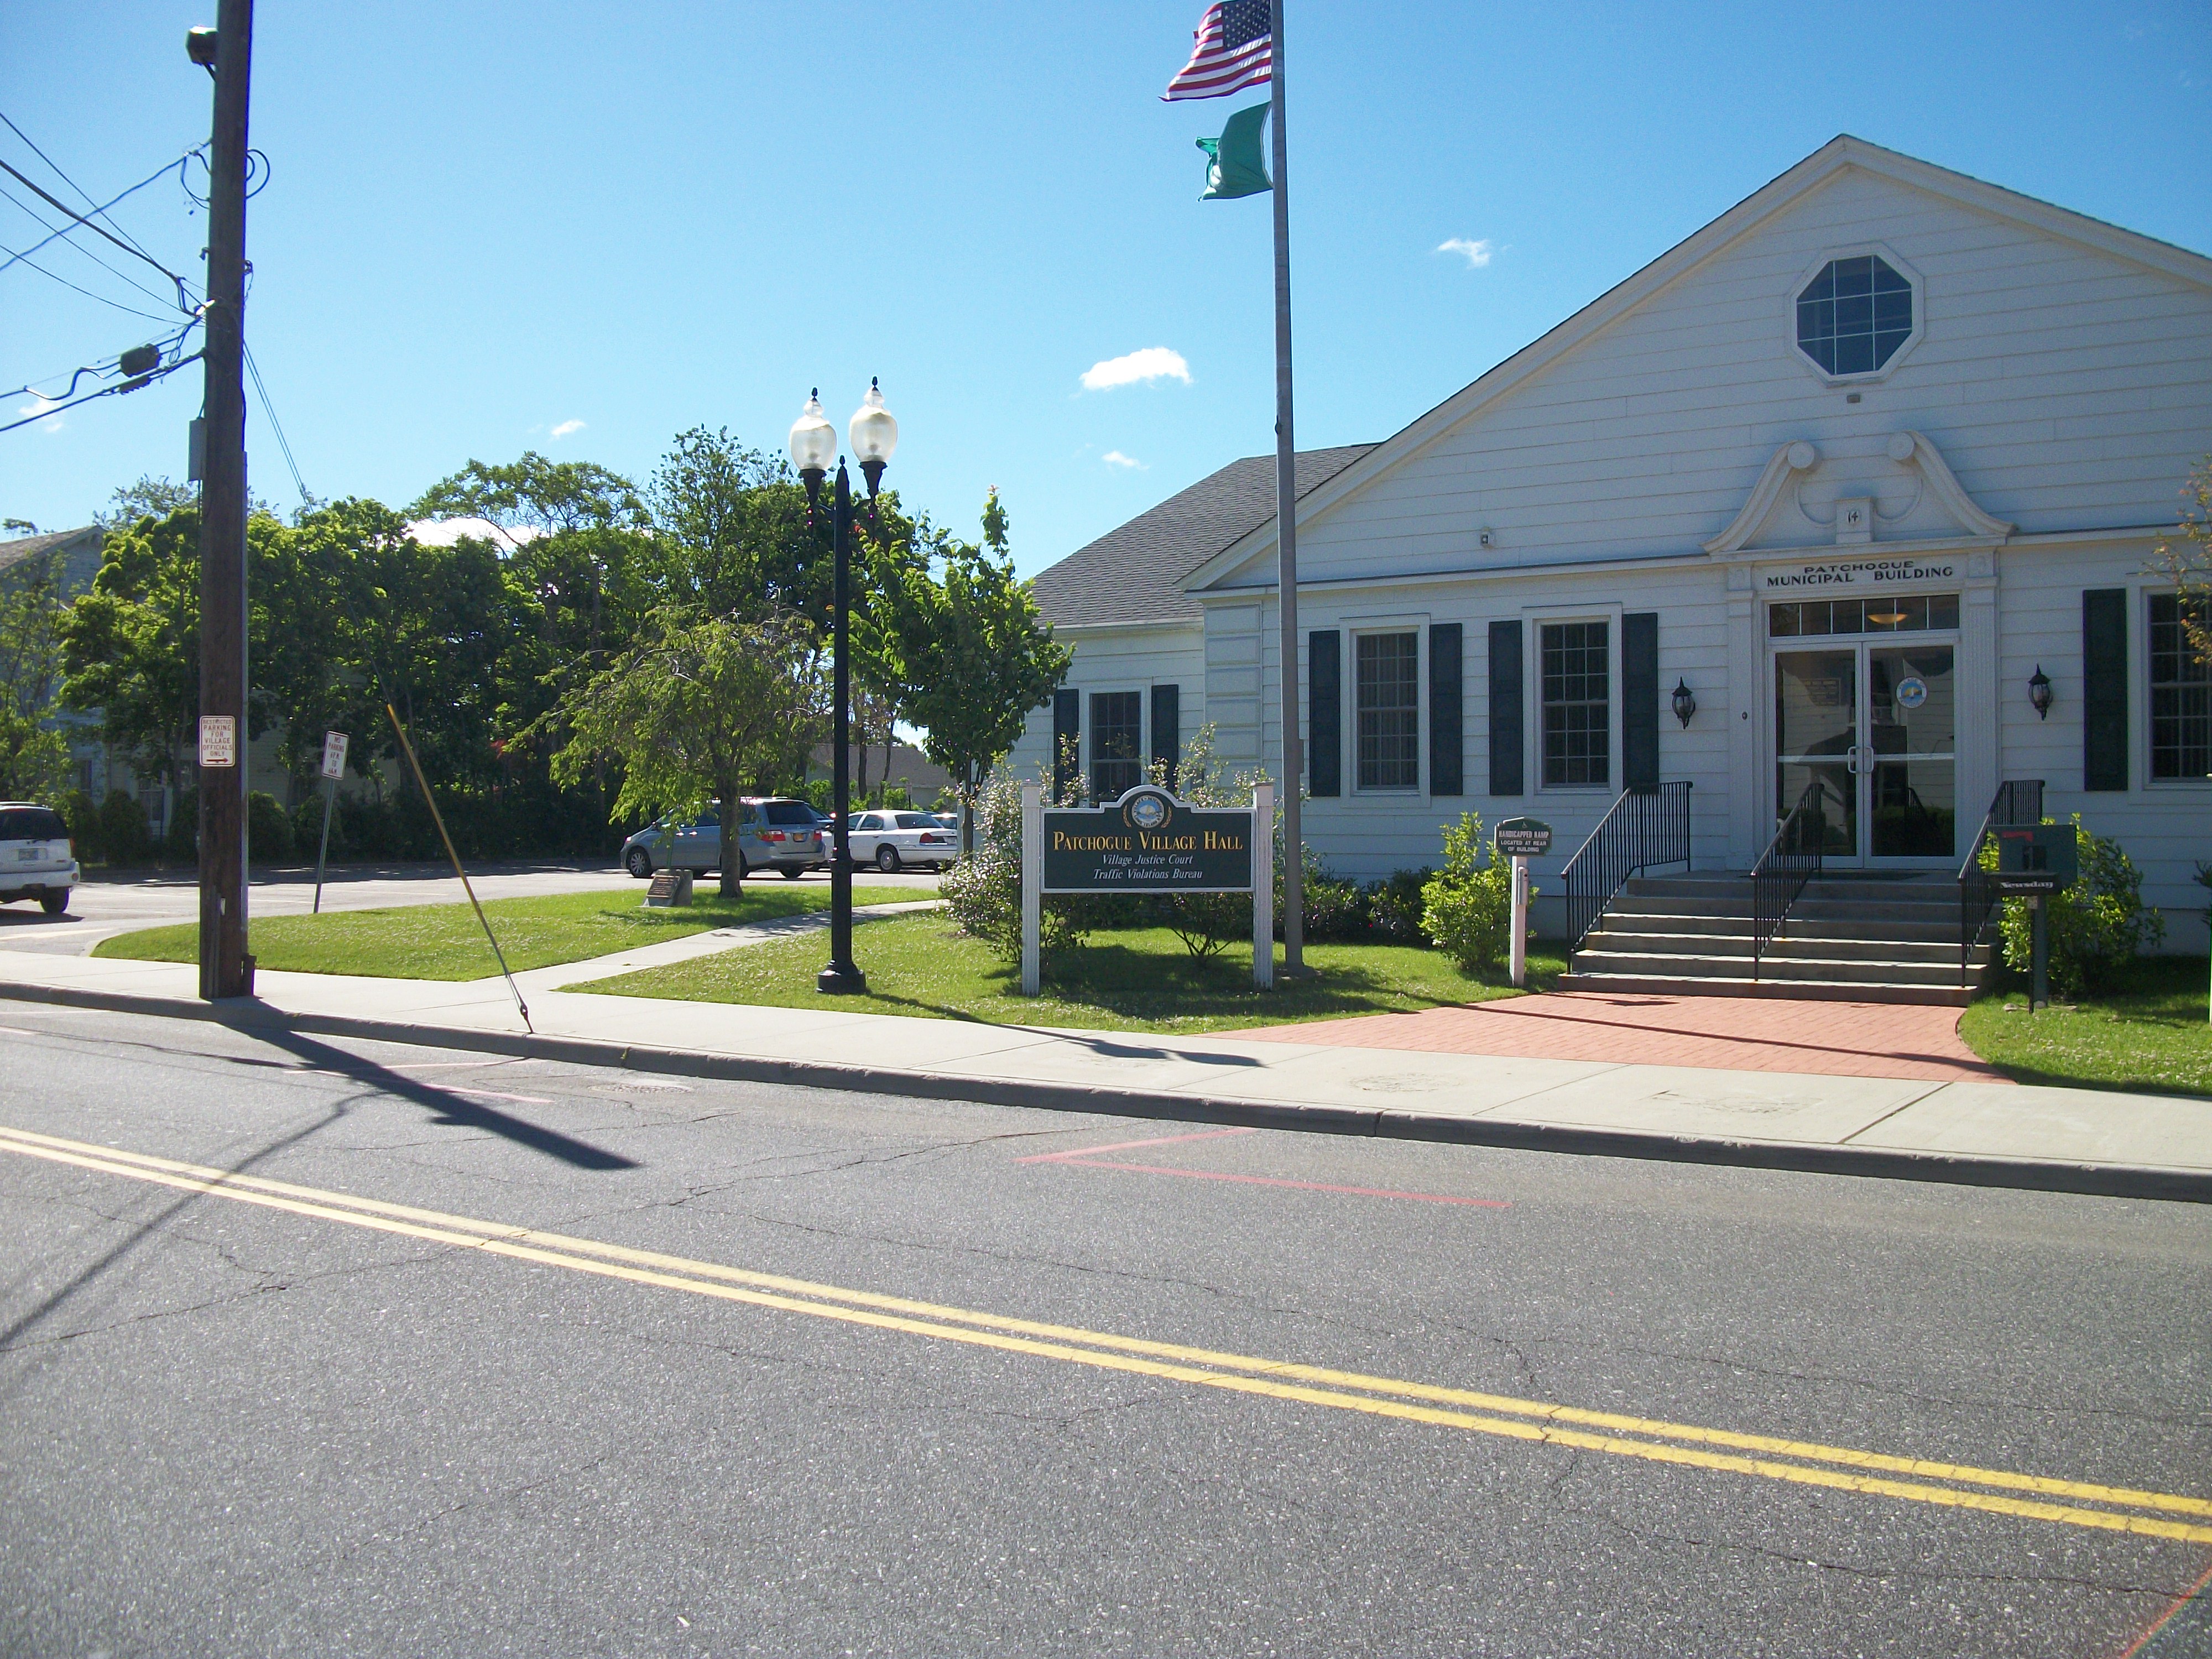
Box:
1494;817;1553;857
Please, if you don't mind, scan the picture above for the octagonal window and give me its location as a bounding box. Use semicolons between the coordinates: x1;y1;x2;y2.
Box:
1797;255;1913;376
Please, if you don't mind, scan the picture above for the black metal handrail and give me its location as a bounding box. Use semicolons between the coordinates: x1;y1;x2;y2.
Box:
1750;781;1827;981
1562;781;1692;947
1959;779;2044;984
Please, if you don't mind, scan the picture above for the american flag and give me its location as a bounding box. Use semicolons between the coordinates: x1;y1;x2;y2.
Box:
1162;0;1272;101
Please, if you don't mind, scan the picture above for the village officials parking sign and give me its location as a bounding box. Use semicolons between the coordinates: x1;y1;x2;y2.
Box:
1040;786;1254;893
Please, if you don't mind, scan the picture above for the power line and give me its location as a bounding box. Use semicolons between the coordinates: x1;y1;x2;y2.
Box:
2;314;201;404
0;154;198;311
243;341;308;503
0;181;194;315
0;232;178;324
0;144;206;279
0;349;201;435
0;108;169;264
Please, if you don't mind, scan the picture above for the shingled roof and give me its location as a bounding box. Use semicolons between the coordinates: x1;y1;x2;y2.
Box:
0;525;103;595
1031;444;1375;628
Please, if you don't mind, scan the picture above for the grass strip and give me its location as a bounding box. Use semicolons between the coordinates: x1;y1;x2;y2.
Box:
1958;955;2212;1097
92;883;919;980
566;908;1563;1033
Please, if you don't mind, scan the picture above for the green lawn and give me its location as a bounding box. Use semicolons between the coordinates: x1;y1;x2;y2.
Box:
567;909;1566;1032
92;883;919;980
1958;955;2212;1097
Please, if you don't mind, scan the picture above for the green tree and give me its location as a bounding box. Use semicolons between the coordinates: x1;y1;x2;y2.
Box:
865;490;1070;852
2150;455;2211;662
0;549;72;800
550;606;826;897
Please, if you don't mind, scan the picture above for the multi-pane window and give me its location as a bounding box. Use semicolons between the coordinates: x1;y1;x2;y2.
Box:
2150;593;2210;780
1768;593;1959;637
1088;691;1144;800
1355;632;1420;790
1797;255;1913;375
1542;620;1610;787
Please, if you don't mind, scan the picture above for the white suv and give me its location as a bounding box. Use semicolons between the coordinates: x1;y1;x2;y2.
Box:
0;803;78;915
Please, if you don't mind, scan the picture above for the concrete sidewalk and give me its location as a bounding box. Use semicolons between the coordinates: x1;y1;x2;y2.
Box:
2;941;2207;1202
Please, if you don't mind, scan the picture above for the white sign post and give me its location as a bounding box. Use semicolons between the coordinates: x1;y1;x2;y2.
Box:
312;729;349;915
1020;782;1042;998
1493;818;1552;990
1251;782;1274;990
1510;855;1528;989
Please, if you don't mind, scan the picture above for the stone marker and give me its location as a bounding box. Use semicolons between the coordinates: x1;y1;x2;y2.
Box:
645;868;694;909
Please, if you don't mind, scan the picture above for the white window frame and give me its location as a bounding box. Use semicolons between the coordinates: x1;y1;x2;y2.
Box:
1085;682;1147;801
1527;604;1623;796
1348;619;1427;797
2144;585;2212;790
1785;242;1926;389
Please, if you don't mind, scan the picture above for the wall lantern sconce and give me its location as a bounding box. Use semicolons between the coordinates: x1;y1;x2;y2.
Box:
2028;665;2053;720
1671;678;1697;728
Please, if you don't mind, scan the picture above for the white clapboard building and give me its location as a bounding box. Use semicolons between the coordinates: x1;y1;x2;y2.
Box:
1013;135;2210;998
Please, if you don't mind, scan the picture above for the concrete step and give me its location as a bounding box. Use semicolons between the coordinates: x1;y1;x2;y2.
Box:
1555;972;1974;1008
1595;912;1961;946
1580;931;1978;968
1569;950;1970;989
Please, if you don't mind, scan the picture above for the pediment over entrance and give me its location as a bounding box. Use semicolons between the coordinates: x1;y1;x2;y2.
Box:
1703;431;2015;556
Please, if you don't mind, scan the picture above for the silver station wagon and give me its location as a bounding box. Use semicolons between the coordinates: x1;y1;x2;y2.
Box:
0;803;79;915
621;797;825;881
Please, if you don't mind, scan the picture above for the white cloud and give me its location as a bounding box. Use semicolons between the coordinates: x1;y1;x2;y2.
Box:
1436;237;1495;268
17;397;64;434
405;517;541;550
550;419;586;439
1081;347;1191;392
1101;450;1145;470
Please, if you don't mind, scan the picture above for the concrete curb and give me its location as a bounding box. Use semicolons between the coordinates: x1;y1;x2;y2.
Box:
6;977;2208;1205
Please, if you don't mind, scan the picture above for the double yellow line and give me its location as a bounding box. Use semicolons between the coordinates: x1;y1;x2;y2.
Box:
3;1119;2206;1546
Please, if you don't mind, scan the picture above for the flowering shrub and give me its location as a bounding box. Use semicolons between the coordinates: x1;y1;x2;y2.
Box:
1420;811;1520;973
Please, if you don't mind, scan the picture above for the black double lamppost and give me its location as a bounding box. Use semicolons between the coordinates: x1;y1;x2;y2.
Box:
788;381;898;994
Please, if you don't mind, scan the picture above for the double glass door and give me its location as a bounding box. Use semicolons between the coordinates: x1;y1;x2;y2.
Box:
1774;642;1957;864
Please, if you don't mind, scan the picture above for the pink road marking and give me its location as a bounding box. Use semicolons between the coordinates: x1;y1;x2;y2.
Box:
1016;1126;1257;1165
1051;1158;1509;1207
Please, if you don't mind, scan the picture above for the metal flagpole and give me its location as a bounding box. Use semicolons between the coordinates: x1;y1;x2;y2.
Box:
1268;0;1307;976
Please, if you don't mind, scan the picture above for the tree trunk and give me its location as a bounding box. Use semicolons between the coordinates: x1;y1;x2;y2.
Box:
961;761;976;858
717;781;742;900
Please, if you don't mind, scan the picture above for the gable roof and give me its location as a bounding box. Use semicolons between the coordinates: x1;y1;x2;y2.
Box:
1182;133;2212;592
1031;445;1375;627
0;525;102;595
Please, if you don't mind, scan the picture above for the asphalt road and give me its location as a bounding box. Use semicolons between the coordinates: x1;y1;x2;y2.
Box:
0;863;945;957
1;1003;2207;1657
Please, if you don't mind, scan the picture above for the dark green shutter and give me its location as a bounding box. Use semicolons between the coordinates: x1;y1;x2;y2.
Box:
1052;687;1081;802
1309;630;1341;797
1150;684;1180;791
2083;588;2128;792
1623;611;1659;791
1488;619;1523;796
1428;623;1463;795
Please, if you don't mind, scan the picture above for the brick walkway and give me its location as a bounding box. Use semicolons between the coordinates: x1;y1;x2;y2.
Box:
1243;992;2008;1083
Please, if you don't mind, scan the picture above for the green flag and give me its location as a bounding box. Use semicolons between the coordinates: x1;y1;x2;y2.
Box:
1197;103;1271;201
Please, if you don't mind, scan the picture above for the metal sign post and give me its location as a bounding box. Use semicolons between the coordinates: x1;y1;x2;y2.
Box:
1992;823;2079;1013
1495;817;1552;990
311;729;347;915
1252;783;1274;990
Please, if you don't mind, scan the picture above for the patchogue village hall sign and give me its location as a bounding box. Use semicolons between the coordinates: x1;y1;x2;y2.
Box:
1019;782;1275;994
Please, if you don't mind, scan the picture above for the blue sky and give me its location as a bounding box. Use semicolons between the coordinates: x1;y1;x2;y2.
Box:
4;2;2208;576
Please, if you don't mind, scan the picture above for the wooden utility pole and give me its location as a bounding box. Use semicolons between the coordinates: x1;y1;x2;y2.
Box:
196;0;253;999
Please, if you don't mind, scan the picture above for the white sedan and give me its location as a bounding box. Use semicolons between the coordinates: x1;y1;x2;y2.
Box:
848;810;957;872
